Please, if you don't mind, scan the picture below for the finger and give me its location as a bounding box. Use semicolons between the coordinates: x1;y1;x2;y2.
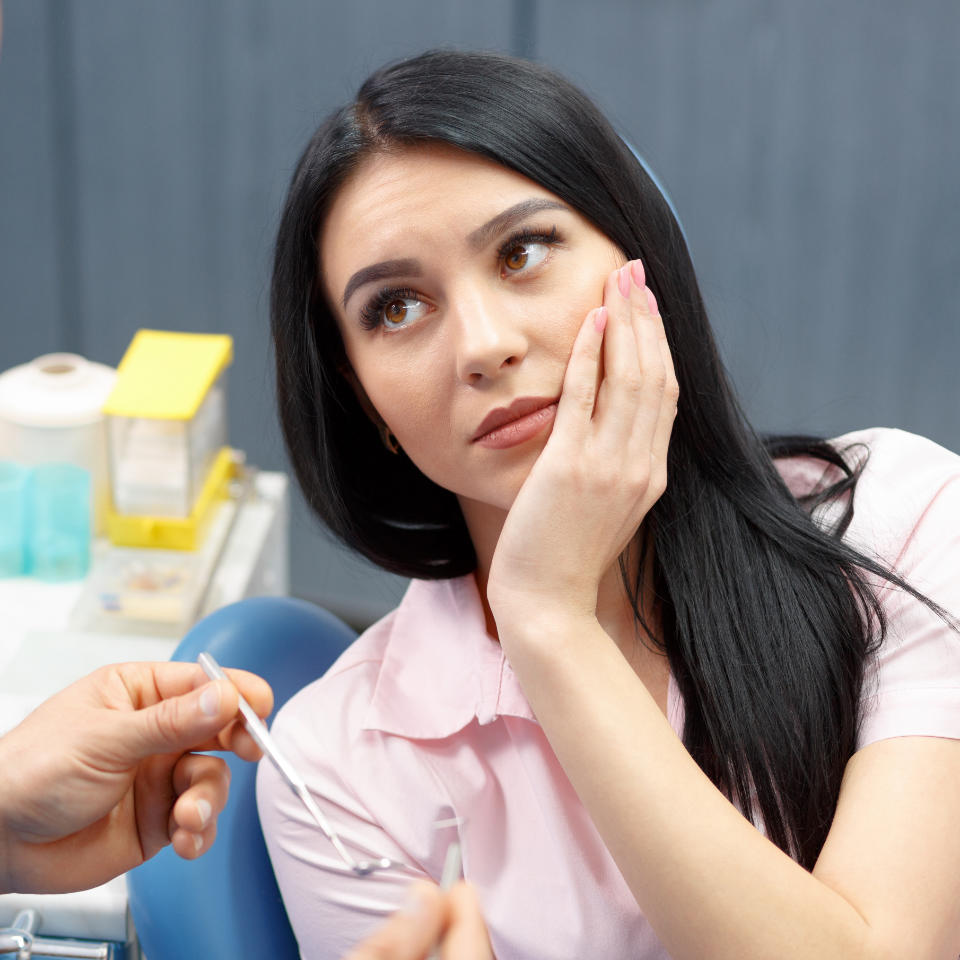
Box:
125;662;277;760
617;284;676;517
441;882;494;960
216;718;266;762
171;820;218;860
133;753;181;861
169;753;231;835
115;662;272;716
593;262;645;445
210;667;274;756
118;678;242;759
624;277;669;455
646;292;680;474
552;304;607;443
109;662;273;756
222;667;274;721
342;882;446;960
195;666;275;756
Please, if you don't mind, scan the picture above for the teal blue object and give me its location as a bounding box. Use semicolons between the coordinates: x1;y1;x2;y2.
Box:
28;463;91;581
0;461;30;577
127;596;357;960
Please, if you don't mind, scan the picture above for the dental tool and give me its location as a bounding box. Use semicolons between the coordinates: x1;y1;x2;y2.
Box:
438;839;462;891
197;651;401;876
427;822;464;960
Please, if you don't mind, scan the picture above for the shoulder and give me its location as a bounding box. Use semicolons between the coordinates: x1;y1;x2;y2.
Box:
777;427;960;501
256;580;467;830
841;428;960;571
819;430;960;750
777;427;960;568
259;606;396;783
832;426;960;500
254;602;453;957
255;596;459;934
262;574;481;756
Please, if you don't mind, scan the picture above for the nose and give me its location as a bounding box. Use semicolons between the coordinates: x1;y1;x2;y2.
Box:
450;285;528;384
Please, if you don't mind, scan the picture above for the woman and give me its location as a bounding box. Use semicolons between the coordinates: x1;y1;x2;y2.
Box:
258;50;960;959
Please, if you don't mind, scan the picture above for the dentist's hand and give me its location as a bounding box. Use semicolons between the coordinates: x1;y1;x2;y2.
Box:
0;661;273;893
488;259;678;632
344;881;494;960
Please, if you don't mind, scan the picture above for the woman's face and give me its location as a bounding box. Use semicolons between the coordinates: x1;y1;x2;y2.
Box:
320;142;624;513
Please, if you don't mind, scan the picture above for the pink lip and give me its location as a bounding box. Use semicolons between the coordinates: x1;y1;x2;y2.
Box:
472;396;559;449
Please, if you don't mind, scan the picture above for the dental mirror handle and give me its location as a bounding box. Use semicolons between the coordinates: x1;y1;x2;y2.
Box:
197;651;397;876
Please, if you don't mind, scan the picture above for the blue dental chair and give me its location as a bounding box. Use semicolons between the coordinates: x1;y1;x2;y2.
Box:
127;597;357;960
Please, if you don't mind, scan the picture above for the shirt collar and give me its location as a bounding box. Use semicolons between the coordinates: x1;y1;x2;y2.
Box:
362;574;537;739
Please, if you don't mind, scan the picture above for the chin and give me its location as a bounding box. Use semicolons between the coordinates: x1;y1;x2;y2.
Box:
430;437;547;511
464;463;536;513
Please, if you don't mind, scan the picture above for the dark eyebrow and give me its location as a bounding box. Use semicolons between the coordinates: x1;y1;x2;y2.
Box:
342;258;422;308
466;198;571;252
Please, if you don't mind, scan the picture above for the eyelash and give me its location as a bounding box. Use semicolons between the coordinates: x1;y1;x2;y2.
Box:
496;225;561;265
359;286;421;331
358;225;564;331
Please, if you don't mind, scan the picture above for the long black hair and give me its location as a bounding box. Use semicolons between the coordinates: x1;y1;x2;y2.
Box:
271;49;948;869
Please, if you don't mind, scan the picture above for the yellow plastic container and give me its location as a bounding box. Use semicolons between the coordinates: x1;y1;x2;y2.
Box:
103;331;234;549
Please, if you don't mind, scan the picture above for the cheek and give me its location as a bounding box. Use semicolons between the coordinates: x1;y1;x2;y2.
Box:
352;346;450;448
539;258;610;352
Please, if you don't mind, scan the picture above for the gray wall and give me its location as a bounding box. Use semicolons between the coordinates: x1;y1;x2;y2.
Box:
2;1;958;627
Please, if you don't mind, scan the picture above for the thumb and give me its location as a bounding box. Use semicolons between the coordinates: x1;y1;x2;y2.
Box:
121;679;240;759
343;882;445;960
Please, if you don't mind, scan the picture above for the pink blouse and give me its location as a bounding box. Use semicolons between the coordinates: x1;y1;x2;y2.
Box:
257;428;960;959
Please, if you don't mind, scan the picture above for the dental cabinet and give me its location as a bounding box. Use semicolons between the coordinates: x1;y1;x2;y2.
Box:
0;470;289;959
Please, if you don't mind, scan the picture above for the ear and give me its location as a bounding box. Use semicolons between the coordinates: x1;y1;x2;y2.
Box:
339;362;384;428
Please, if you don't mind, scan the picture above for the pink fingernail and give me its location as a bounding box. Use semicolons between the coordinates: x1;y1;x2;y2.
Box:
630;260;645;287
617;265;631;298
646;288;658;314
593;306;608;333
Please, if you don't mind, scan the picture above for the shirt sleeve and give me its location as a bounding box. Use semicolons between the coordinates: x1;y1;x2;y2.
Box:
851;430;960;750
256;664;454;960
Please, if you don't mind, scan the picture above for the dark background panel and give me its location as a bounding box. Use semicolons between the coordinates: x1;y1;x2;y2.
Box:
0;1;65;361
1;0;516;626
1;0;957;626
534;0;960;446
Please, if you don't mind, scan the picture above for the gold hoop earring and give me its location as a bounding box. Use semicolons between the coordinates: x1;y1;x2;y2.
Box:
379;423;400;455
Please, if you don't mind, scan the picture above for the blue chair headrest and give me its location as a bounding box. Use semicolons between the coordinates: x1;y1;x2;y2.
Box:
621;138;688;245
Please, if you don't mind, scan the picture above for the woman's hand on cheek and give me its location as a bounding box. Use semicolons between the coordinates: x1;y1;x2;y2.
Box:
487;259;678;636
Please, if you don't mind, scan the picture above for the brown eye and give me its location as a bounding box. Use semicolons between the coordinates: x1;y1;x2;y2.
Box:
383;299;408;325
499;238;551;277
504;245;530;271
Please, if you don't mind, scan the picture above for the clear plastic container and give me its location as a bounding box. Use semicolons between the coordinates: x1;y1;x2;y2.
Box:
28;463;91;581
107;376;227;517
0;461;29;577
0;353;116;535
72;476;244;634
102;330;234;549
76;545;210;629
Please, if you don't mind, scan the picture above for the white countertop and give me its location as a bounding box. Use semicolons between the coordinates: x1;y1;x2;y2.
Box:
0;470;288;944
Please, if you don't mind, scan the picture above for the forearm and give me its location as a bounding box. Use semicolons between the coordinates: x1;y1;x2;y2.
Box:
498;614;878;960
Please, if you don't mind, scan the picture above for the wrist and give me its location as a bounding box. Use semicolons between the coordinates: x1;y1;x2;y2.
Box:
488;575;598;627
493;604;602;656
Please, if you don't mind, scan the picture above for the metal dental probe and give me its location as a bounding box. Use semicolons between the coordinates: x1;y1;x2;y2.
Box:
198;651;401;876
